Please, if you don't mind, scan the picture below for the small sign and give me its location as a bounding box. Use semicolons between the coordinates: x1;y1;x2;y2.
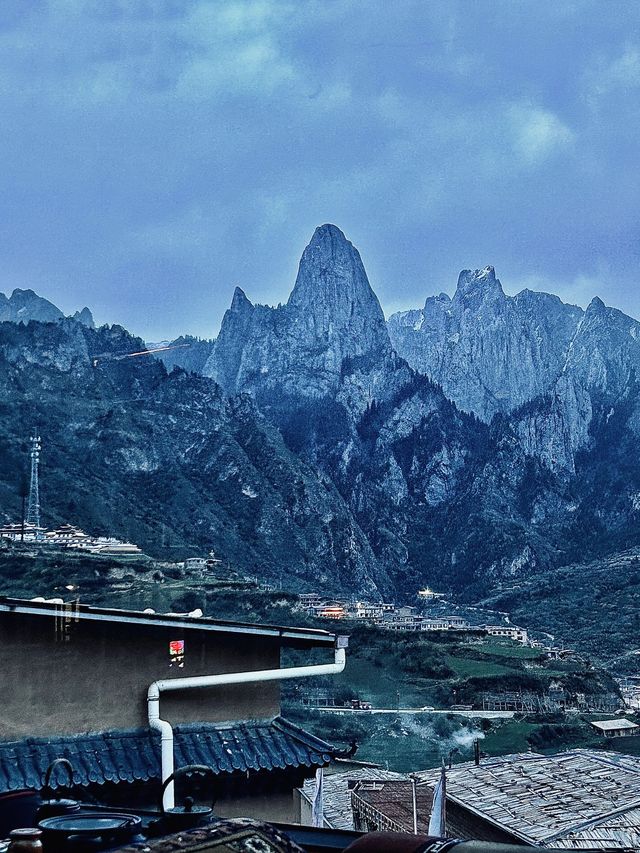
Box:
169;639;185;668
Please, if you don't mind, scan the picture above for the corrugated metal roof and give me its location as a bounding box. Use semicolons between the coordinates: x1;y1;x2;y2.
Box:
416;749;640;849
300;768;407;830
0;597;337;647
0;717;335;794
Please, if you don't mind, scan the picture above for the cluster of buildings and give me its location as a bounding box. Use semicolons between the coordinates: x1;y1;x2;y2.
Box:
0;522;144;557
300;749;640;848
1;435;146;559
298;593;529;644
0;595;638;850
618;675;640;711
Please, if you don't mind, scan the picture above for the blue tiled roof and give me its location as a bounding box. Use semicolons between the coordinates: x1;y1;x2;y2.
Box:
0;717;335;793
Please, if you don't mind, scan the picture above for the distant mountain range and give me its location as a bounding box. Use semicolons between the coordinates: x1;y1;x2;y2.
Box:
2;226;640;612
0;288;94;328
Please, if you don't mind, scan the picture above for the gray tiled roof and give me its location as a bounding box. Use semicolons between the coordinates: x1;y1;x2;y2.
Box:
0;717;335;793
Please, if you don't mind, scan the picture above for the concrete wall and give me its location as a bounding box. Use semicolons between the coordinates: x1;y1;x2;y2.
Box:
217;790;298;823
0;611;281;739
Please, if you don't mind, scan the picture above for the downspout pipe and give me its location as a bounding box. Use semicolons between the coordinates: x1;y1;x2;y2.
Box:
148;642;347;809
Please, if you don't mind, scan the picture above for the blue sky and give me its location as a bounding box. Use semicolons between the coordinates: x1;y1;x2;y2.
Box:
1;1;639;339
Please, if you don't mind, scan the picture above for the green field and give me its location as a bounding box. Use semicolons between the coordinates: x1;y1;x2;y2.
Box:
443;654;517;679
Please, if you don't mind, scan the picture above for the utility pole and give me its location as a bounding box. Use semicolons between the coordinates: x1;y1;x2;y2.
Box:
26;433;42;534
411;775;418;834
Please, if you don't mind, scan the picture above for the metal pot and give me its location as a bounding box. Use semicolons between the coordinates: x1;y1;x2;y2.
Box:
36;761;81;823
160;765;216;831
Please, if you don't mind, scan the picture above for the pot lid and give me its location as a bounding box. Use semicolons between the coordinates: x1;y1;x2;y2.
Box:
38;812;141;837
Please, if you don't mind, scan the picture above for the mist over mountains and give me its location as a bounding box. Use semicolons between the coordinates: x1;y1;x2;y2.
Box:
2;225;640;605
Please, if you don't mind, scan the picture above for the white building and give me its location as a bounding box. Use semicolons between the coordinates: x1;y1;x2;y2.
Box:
590;718;640;738
485;624;528;644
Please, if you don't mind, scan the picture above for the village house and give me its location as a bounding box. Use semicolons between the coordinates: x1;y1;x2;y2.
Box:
590;718;640;738
353;602;384;619
0;596;348;824
183;557;208;571
484;624;528;644
298;768;407;830
416;749;640;849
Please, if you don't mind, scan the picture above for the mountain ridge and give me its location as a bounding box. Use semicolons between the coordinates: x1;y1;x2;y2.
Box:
4;227;640;609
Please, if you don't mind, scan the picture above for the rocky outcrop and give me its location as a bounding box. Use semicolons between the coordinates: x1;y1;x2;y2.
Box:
204;224;391;401
387;268;583;422
0;288;97;329
0;288;65;324
0;320;388;596
203;228;640;594
72;307;95;328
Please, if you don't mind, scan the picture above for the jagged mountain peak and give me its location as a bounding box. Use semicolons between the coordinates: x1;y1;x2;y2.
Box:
230;286;252;312
288;223;383;317
10;287;39;300
454;266;504;303
388;266;589;421
205;224;391;398
585;295;607;316
72;307;95;328
0;287;65;324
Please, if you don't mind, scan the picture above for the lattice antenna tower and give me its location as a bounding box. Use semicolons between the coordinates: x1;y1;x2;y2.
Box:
26;432;42;530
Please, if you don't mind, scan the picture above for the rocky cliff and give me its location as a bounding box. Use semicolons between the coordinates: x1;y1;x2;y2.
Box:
388;267;584;422
205;227;640;595
0;287;95;327
4;229;640;602
204;224;391;402
0;320;387;595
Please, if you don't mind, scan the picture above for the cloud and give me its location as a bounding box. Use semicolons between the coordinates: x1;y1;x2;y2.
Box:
509;104;574;165
1;1;640;338
0;0;304;105
585;43;640;105
176;1;300;100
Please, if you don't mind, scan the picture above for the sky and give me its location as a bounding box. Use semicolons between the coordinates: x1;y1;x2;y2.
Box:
0;1;639;340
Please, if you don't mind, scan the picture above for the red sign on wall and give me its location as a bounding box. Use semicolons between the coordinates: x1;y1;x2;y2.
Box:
169;639;185;667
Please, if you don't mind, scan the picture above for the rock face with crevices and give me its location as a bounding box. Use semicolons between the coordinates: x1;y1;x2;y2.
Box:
205;224;391;401
4;226;640;606
388;267;583;422
0;319;388;596
204;225;640;595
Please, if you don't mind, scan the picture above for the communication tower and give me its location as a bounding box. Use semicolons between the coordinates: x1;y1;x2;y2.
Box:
26;433;42;531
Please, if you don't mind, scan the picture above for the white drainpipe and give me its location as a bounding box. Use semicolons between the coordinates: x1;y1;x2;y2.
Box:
148;642;347;809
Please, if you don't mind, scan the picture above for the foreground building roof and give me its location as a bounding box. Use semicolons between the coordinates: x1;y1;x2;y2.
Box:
0;596;337;649
0;717;336;793
417;749;640;849
350;779;435;835
299;768;407;830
